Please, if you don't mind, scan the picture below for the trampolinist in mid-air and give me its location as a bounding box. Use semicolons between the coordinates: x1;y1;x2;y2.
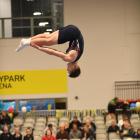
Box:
16;25;84;78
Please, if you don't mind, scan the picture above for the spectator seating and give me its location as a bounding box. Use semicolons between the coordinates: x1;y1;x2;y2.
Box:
0;109;140;140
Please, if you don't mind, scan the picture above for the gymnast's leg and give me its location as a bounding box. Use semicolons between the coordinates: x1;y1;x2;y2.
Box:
15;31;59;52
31;31;59;46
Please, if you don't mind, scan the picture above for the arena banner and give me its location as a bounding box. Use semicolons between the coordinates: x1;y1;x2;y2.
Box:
0;69;68;94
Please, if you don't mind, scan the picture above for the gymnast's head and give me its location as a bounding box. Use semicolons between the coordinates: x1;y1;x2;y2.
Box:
67;62;81;78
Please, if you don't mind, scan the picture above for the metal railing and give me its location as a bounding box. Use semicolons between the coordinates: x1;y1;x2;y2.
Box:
17;109;104;119
115;81;140;100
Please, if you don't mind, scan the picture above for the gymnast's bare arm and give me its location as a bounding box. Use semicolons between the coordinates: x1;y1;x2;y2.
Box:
31;44;77;63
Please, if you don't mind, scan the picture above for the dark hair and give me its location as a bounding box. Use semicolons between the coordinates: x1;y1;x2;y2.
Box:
69;67;81;78
48;124;53;128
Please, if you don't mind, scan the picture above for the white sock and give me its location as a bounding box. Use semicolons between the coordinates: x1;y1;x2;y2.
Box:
15;38;31;52
22;38;31;47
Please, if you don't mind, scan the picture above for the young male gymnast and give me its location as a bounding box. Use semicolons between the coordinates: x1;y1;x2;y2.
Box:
16;25;84;78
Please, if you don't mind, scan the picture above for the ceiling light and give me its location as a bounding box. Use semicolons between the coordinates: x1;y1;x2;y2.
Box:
39;22;49;27
33;12;42;16
46;29;53;32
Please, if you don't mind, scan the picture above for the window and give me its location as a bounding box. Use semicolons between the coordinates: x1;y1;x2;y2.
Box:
10;0;63;37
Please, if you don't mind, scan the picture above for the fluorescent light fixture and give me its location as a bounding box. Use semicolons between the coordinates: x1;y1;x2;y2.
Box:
39;22;49;27
33;12;42;16
46;29;53;32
